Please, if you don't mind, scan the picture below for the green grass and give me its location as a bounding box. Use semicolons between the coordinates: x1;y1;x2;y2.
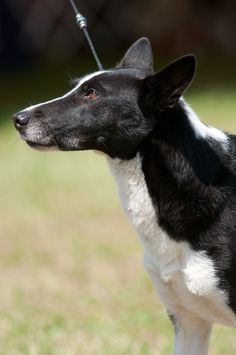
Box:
0;86;235;354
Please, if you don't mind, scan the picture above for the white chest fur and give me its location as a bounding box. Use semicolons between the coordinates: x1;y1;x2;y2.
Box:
108;154;236;327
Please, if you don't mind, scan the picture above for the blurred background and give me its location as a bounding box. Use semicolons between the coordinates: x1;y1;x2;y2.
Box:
0;0;236;354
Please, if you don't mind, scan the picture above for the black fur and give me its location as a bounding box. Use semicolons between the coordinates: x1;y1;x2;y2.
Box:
168;311;178;333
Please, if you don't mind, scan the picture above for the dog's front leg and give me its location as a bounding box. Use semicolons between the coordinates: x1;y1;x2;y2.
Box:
169;312;212;355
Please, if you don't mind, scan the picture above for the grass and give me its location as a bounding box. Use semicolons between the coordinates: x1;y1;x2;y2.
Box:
0;84;235;354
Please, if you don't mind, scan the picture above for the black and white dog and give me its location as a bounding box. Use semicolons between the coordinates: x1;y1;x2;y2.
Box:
13;38;236;355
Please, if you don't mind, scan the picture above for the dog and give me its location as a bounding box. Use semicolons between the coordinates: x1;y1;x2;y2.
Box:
13;38;236;355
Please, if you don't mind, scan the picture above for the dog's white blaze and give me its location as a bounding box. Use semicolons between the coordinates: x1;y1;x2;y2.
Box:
108;153;236;329
182;99;228;147
22;70;107;112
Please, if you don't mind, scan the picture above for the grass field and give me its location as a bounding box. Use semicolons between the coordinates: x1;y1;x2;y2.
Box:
0;86;236;354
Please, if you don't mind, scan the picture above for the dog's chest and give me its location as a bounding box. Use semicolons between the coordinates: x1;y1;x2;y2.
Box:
108;154;236;326
108;154;187;271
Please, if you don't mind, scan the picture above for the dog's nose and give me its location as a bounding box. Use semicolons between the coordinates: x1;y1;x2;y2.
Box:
13;111;30;128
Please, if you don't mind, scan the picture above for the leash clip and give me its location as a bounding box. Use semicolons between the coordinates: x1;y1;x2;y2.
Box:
76;13;87;29
68;0;103;70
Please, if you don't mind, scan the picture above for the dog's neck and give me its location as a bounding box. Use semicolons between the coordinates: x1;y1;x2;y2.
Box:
108;100;230;245
140;99;229;187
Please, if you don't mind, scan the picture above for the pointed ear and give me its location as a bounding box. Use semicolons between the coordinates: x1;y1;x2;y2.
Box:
117;37;153;73
143;55;196;110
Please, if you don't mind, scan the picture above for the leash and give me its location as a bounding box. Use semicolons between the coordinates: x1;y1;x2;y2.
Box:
68;0;104;70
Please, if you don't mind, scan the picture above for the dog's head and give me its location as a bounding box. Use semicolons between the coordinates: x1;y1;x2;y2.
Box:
13;38;195;159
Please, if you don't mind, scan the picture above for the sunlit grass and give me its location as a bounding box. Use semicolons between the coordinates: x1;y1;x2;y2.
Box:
0;87;235;354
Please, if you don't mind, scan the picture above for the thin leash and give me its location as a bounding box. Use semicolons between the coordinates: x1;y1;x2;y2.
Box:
68;0;104;71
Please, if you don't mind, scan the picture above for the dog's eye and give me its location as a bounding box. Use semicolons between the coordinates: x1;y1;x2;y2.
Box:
83;88;98;100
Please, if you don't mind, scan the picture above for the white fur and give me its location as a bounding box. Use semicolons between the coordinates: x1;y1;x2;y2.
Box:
173;318;212;355
108;153;236;353
23;71;107;112
182;99;228;148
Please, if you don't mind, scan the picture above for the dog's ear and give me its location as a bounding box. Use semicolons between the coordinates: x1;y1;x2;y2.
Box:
117;37;153;73
142;55;196;110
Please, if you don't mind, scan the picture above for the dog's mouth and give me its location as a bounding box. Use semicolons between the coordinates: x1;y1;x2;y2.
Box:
14;118;59;151
18;125;85;152
26;140;58;151
18;126;58;151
